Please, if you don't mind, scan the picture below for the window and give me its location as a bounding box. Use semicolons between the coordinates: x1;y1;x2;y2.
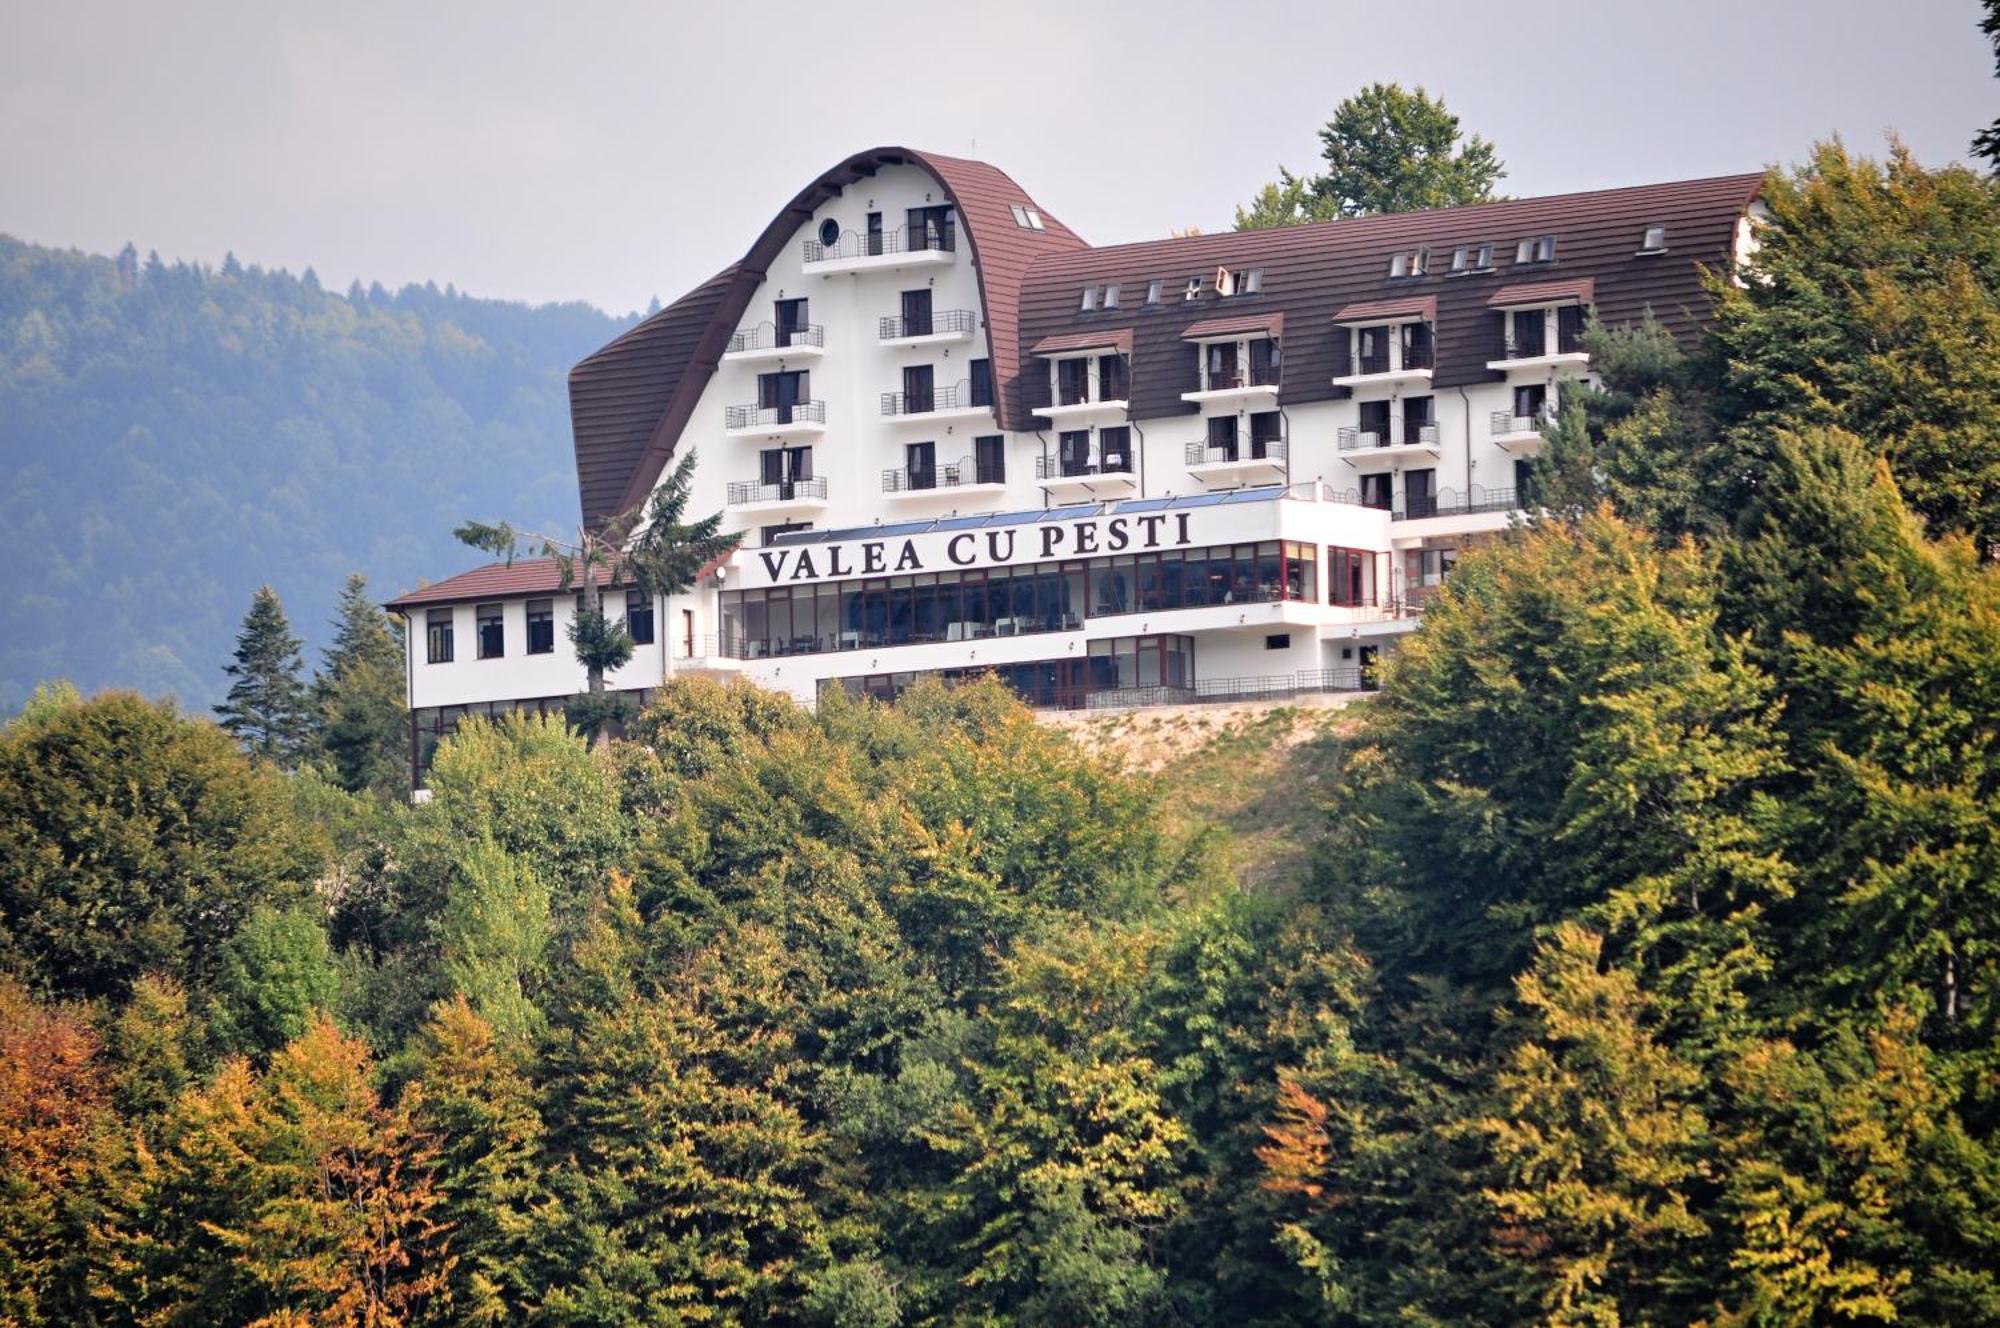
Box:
1513;382;1548;421
1327;547;1376;606
476;604;504;660
900;288;932;337
817;218;840;249
1249;410;1281;457
1515;234;1556;264
1184;276;1202;301
1475;242;1495;269
1450;245;1470;274
969;357;993;408
1145;279;1163;305
907;205;953;252
1079;286;1098;312
1388;247;1429;278
866;211;883;256
1265;634;1291;650
1241;268;1264;294
905;441;937;490
1098;353;1129;401
1556;304;1588;354
1057;357;1090;406
1401;321;1434;370
1249;337;1280;385
1207;414;1239;460
1010;204;1031;227
1405;468;1437;518
526;599;555;654
626;590;653;646
1102;283;1121;309
1355;324;1391;374
974;435;1005;484
1058;430;1091;475
1205;340;1238;391
757;369;807;420
1509;308;1546;359
1640;224;1668;253
902;364;934;414
1404;396;1436;444
1099;426;1132;471
426;608;454;664
1359;399;1391;442
775;298;808;346
762;522;812;545
1024;206;1045;231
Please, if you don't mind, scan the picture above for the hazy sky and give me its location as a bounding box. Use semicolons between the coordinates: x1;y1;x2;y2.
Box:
3;0;1992;315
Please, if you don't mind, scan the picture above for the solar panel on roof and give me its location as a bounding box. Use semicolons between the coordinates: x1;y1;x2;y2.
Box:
932;515;993;531
1223;486;1285;503
1112;498;1173;513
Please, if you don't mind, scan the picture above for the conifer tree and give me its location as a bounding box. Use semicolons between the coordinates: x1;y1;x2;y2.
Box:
314;573;408;796
215;584;311;767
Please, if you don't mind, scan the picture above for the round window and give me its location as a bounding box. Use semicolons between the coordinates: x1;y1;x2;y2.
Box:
817;218;840;249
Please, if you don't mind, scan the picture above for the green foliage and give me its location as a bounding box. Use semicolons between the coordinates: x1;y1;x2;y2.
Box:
1236;83;1504;229
207;903;340;1059
1973;1;2000;167
215;584;312;767
0;234;629;713
0;691;319;1002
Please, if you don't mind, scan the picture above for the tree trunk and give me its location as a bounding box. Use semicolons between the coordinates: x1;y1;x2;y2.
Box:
582;573;604;695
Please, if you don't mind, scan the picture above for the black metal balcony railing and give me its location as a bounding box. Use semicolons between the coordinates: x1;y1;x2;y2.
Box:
878;308;976;340
881;379;991;416
1353;344;1392;375
1185;435;1288;466
726;322;824;354
1037;453;1133;481
725;400;826;430
880;457;1007;492
804;220;957;264
1401;340;1435;371
725;475;829;506
1204;363;1282;391
1556;323;1588;356
1395;484;1523;521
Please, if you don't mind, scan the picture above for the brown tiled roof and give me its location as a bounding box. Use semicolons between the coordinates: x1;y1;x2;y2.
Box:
1180;312;1285;340
1014;171;1765;422
1031;327;1133;356
385;557;617;611
574;146;1085;527
1488;277;1596;307
1330;295;1436;324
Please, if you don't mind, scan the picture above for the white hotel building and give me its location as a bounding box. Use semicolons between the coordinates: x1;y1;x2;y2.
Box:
388;147;1763;784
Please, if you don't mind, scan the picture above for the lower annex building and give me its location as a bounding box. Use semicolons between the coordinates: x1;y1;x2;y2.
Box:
388;146;1766;785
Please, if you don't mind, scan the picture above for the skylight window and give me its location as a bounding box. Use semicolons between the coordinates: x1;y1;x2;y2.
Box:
1024;207;1046;231
1516;235;1557;264
1010;204;1031;228
1450;242;1495;275
1145;279;1164;306
1079;286;1098;312
1184;277;1202;302
1102;283;1121;309
1639;224;1668;253
1388;248;1429;278
1241;268;1264;294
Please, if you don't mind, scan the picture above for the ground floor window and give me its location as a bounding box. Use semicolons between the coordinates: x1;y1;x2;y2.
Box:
720;541;1316;659
819;635;1196;711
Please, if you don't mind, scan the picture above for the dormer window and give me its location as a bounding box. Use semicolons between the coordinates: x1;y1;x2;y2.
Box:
1388;248;1429;278
1639;224;1668;254
1515;235;1556;265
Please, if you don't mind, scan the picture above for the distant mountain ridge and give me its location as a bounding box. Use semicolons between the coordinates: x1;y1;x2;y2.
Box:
0;233;637;711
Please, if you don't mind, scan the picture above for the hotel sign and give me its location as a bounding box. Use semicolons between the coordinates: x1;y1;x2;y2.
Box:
746;511;1199;587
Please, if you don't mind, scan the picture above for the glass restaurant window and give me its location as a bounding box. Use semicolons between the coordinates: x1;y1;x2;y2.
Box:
526;599;555;654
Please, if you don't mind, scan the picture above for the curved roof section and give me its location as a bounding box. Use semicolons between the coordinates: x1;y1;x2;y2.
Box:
572;146;1086;527
1014;171;1764;421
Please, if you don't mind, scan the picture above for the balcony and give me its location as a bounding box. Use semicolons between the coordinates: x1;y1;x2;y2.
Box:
721;323;825;364
1490;409;1549;453
801;221;957;275
1332;337;1435;390
724;400;826;439
1487;328;1590;374
1185;434;1287;485
671;632;744;676
1395;484;1523;522
880;380;994;424
1338;422;1442;467
879;308;977;347
1036;452;1137;501
724;475;829;516
1032;385;1130;425
1180;363;1281;409
881;460;1008;500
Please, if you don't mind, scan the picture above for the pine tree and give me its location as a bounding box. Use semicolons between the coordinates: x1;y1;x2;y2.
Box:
215;584;311;767
314;573;408;796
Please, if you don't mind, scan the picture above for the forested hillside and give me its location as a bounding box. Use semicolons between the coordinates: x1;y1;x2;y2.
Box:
0;235;633;711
